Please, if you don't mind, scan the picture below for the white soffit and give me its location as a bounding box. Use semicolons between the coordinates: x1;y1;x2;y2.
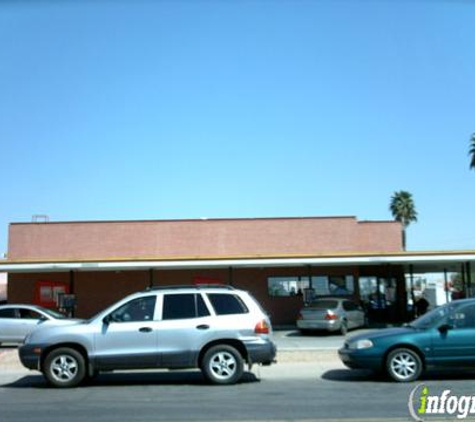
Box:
0;253;475;273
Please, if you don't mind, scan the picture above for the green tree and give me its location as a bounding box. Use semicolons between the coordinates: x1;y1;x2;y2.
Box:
389;190;418;250
469;133;475;170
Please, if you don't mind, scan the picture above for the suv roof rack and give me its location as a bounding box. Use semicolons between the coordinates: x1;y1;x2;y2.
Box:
143;284;235;292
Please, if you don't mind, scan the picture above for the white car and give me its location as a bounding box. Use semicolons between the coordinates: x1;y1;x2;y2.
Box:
0;304;78;345
19;285;276;387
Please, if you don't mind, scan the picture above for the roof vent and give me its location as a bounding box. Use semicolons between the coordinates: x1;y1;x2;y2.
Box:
32;214;50;223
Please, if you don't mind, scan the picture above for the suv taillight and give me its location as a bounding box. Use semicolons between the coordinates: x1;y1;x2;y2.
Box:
325;311;338;320
255;320;270;334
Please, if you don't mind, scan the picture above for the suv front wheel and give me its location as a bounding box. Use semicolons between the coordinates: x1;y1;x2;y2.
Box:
201;345;244;385
43;347;86;388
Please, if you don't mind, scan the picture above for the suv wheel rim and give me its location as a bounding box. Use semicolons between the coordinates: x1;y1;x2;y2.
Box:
390;352;417;380
209;351;237;380
50;355;79;382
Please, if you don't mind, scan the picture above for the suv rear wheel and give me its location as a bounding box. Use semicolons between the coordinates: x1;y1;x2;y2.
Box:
43;347;86;388
201;345;244;385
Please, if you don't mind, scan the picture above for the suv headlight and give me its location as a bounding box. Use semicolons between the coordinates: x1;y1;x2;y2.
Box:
350;339;374;350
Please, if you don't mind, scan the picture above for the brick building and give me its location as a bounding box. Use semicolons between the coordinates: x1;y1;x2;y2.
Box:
2;216;473;325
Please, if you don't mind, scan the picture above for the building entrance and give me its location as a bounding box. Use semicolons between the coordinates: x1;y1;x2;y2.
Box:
359;276;398;325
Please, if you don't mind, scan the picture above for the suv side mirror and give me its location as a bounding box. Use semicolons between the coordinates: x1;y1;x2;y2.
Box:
438;323;452;334
103;315;111;325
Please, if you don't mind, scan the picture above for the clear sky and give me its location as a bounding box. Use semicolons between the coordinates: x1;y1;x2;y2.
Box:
1;0;474;256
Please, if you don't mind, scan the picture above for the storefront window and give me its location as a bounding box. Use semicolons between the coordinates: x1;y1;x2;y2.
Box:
268;277;309;297
312;276;354;296
268;275;354;297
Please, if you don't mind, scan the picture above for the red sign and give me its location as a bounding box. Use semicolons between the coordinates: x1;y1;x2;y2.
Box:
34;281;69;308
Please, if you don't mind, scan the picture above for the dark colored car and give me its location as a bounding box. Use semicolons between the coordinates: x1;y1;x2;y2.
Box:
338;298;475;382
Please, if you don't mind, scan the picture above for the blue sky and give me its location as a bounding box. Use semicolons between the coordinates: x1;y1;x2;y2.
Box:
1;0;474;255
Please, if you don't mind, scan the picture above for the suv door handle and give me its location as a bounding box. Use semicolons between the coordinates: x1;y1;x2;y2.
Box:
139;327;153;333
196;324;210;330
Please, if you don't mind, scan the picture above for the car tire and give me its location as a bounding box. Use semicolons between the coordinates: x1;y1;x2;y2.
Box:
43;347;86;388
386;348;423;382
340;320;348;336
201;345;244;385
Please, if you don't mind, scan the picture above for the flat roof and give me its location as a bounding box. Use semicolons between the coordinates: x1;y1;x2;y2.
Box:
1;250;474;273
9;215;397;225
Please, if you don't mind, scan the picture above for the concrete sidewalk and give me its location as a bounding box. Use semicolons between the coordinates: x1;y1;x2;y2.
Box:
0;347;25;373
273;329;346;350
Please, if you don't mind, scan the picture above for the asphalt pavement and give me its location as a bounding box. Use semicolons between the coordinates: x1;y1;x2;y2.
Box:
0;330;467;421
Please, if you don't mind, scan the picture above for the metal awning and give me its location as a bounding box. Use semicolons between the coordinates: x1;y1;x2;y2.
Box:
1;251;474;273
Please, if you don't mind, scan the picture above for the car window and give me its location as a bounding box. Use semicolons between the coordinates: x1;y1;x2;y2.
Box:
40;308;66;319
0;309;17;318
411;303;451;329
343;301;357;311
449;303;475;329
19;309;44;319
308;300;338;310
109;296;156;323
162;293;211;320
162;294;195;320
207;294;249;315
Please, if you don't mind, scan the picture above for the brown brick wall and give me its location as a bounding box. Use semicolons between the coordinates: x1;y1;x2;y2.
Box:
8;217;402;261
8;272;69;304
8;266;367;325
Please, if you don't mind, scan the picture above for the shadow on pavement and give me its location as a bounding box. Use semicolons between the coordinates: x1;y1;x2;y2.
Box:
322;368;382;382
2;370;260;389
322;368;475;383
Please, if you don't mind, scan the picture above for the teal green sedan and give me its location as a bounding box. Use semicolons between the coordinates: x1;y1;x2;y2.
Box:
338;298;475;382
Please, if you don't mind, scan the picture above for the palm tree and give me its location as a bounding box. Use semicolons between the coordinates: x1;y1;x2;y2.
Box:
469;133;475;170
389;190;418;250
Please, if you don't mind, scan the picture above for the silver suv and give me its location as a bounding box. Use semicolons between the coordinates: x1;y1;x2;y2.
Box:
19;285;276;387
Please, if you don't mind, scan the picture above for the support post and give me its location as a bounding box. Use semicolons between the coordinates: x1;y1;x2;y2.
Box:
386;264;395;323
69;270;75;318
467;262;472;298
462;263;467;298
353;267;360;303
409;265;415;319
444;268;449;303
